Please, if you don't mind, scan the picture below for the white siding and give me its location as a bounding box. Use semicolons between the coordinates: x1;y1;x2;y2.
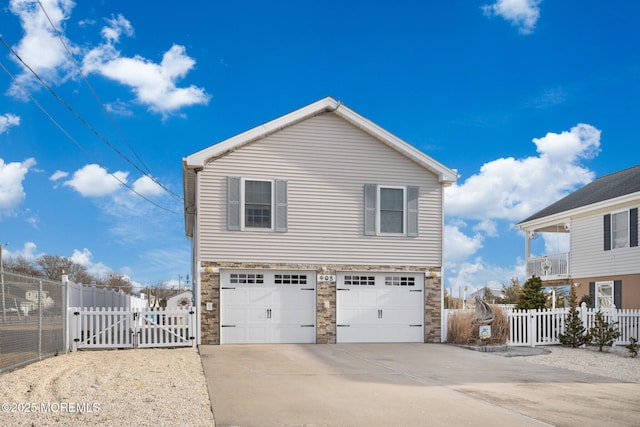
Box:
571;211;640;277
196;113;443;266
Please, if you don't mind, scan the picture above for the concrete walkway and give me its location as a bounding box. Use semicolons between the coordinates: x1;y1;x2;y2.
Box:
199;344;640;427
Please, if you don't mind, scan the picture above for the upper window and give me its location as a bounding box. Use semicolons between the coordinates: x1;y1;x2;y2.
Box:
227;176;288;232
244;180;272;228
364;184;419;237
604;208;638;251
611;211;629;249
379;187;405;234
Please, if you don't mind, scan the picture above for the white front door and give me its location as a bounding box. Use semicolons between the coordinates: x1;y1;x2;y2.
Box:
336;273;424;343
220;271;316;344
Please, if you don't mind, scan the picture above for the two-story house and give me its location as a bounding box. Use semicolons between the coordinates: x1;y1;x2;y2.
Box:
182;97;457;344
516;165;640;309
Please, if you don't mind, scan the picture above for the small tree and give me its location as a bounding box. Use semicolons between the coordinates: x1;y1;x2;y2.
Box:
626;337;639;358
588;311;621;351
498;277;522;304
558;285;590;348
516;276;547;310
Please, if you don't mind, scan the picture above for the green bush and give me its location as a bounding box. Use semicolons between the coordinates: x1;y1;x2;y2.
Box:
588;311;620;351
559;285;590;348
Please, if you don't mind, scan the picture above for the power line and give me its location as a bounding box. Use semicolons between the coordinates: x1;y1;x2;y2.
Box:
32;1;184;202
0;52;181;215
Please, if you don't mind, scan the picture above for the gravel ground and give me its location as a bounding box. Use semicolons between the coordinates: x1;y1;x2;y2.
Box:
524;344;640;383
1;344;638;426
0;348;214;427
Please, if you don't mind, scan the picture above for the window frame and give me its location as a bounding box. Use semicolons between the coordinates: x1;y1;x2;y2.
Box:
241;178;274;231
377;186;406;235
611;209;629;249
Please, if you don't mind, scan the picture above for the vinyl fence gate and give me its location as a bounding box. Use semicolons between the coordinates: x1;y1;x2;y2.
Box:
70;307;196;351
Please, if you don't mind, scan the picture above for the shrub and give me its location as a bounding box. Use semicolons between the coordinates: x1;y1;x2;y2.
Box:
559;285;590;348
516;276;546;310
588;311;621;351
626;337;639;358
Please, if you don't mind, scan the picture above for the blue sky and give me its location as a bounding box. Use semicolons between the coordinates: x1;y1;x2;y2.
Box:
1;0;639;292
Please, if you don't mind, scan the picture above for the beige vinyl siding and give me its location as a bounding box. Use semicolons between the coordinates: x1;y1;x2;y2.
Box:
571;212;640;277
196;113;443;266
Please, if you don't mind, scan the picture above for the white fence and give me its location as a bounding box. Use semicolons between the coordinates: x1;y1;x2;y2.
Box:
69;306;196;351
65;276;146;310
444;306;640;347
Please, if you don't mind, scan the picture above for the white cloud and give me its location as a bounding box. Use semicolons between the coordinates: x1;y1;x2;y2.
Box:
444;224;484;263
445;123;599;222
83;17;210;115
446;257;525;293
7;0;78;97
0;113;21;134
70;247;110;277
63;164;128;197
3;241;39;261
482;0;542;34
132;175;164;197
0;157;36;217
49;170;69;181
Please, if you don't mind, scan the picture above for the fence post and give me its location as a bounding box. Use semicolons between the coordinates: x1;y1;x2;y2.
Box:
529;309;536;347
38;280;43;360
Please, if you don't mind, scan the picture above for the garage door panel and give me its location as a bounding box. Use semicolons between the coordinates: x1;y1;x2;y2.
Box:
220;271;316;344
337;272;424;343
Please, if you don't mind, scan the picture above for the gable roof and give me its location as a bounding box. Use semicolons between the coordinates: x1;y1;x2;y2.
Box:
518;164;640;225
182;96;458;238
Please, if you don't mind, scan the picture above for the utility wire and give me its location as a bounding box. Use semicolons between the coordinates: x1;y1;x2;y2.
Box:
34;0;184;201
0;53;181;215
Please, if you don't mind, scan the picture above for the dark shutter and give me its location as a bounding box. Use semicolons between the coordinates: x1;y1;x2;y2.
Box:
364;184;377;236
227;176;241;231
630;208;638;247
603;214;611;251
614;280;622;309
407;186;419;237
589;282;595;308
274;179;288;232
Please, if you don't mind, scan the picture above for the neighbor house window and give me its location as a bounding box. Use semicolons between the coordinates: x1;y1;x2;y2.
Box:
364;184;419;236
611;211;629;249
244;180;272;228
604;208;638;251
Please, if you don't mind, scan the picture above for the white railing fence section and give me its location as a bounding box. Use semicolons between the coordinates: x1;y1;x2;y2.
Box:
65;277;146;310
69;306;196;351
444;306;640;347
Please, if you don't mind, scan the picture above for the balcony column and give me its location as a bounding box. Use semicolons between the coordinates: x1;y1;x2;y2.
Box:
524;230;531;260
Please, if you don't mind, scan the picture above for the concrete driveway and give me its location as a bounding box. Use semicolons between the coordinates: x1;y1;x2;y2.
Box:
199;344;640;427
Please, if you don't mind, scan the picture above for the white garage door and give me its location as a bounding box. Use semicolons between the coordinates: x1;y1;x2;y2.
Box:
220;270;316;344
336;273;424;343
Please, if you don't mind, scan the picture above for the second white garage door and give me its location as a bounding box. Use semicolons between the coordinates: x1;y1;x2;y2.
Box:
220;270;316;344
336;273;424;343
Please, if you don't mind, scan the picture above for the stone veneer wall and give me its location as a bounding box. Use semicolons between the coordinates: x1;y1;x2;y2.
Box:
199;261;442;345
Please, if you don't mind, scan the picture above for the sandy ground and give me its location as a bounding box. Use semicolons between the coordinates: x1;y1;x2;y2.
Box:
0;347;214;427
0;343;638;427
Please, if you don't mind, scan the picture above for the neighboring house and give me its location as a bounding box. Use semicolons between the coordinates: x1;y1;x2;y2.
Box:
182;97;457;344
516;165;640;309
166;291;193;310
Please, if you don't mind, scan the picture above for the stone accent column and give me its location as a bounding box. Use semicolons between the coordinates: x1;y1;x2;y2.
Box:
424;272;442;343
200;262;220;345
316;270;336;344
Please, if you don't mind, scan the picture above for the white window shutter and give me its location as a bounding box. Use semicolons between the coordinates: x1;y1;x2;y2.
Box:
275;179;288;232
407;186;419;237
364;184;377;236
227;176;241;231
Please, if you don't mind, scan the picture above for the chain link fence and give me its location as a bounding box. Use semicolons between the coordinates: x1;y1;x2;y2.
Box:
0;271;67;373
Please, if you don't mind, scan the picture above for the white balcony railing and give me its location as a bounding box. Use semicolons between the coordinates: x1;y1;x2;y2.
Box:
526;253;570;280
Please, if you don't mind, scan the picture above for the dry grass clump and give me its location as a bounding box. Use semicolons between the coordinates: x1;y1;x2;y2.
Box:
447;305;509;346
